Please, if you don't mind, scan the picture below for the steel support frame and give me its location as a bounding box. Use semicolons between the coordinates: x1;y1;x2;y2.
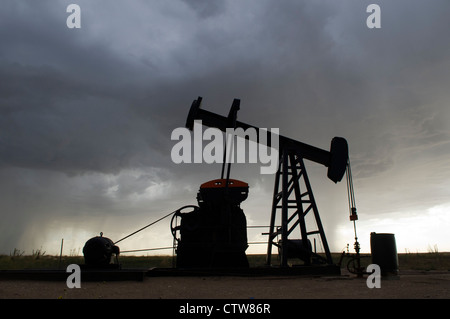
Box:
266;148;333;267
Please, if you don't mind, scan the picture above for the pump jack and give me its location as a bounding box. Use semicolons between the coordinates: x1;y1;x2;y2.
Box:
79;96;353;273
186;97;349;268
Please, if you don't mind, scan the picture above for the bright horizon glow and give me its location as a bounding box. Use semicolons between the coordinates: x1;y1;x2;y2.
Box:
22;202;450;258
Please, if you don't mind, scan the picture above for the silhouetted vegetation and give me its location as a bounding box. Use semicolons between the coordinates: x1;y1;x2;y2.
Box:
0;251;449;271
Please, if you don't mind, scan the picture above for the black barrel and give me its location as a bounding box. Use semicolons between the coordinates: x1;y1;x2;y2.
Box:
370;232;399;275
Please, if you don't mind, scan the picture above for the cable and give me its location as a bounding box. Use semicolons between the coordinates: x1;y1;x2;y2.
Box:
114;209;180;245
346;159;356;215
346;158;358;238
120;247;174;253
345;158;365;277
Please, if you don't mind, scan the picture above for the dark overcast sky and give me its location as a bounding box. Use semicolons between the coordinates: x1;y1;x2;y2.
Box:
1;0;449;255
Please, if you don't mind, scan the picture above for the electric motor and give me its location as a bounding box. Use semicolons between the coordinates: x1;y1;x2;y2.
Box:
83;233;120;266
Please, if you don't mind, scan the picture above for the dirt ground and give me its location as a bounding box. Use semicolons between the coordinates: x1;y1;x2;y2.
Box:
0;270;449;299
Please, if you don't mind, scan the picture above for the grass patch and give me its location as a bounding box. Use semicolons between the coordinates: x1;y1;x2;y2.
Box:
0;252;449;271
398;252;450;271
0;254;84;270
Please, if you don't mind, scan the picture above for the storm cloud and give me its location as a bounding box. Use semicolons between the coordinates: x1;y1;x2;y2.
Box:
1;0;449;255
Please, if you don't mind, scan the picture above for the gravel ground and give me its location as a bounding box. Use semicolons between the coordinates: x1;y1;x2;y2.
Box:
0;270;449;299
